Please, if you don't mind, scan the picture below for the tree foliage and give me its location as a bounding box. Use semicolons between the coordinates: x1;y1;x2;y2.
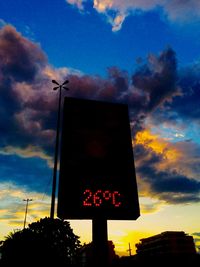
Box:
0;217;81;266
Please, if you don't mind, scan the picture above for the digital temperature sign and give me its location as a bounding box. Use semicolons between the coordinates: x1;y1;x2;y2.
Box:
83;189;121;207
57;97;140;220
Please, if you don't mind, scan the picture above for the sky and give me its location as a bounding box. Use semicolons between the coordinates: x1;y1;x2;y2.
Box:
0;0;200;256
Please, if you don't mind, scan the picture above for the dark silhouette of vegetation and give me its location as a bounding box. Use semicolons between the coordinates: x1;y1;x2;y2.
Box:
0;217;81;266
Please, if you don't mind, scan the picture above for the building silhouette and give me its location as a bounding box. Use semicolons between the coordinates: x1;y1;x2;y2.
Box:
135;231;196;256
130;231;198;267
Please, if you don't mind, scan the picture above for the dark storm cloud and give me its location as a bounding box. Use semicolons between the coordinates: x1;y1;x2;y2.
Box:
0;25;56;154
153;171;200;194
135;144;200;204
107;67;129;95
0;25;46;82
150;62;200;126
132;48;178;112
66;67;129;101
169;64;200;122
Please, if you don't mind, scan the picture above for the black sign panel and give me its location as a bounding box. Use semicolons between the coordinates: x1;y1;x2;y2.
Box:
57;97;140;220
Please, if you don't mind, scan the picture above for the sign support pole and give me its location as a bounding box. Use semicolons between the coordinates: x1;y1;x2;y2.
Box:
92;217;109;267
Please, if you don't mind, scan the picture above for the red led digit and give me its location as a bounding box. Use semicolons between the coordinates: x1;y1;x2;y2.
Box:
83;189;122;208
83;189;92;206
93;190;102;206
112;191;121;207
103;190;112;201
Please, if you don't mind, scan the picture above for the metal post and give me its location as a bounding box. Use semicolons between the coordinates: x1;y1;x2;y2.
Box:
23;198;32;229
92;217;109;267
50;80;69;219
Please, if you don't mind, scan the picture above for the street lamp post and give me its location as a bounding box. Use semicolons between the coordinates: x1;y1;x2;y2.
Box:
23;198;33;229
50;79;69;219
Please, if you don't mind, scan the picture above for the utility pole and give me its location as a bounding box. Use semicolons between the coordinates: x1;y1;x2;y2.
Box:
127;242;132;256
50;79;69;219
23;198;33;229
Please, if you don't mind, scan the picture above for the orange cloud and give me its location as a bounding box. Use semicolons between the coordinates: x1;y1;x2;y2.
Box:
135;129;181;163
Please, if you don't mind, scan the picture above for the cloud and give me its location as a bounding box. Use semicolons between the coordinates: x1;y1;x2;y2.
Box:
137;153;200;204
0;25;71;159
66;0;200;31
164;0;200;22
132;48;179;112
1;145;53;168
93;0;160;31
66;0;86;10
134;131;200;204
0;25;46;82
170;63;200;122
139;196;165;214
148;61;200;131
0;25;200;207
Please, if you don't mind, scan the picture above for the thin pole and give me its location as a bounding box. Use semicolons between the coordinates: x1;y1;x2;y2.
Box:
127;242;132;256
23;198;32;229
50;86;62;219
50;79;69;219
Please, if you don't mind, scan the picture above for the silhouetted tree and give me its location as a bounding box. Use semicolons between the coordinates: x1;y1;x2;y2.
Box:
0;217;81;266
